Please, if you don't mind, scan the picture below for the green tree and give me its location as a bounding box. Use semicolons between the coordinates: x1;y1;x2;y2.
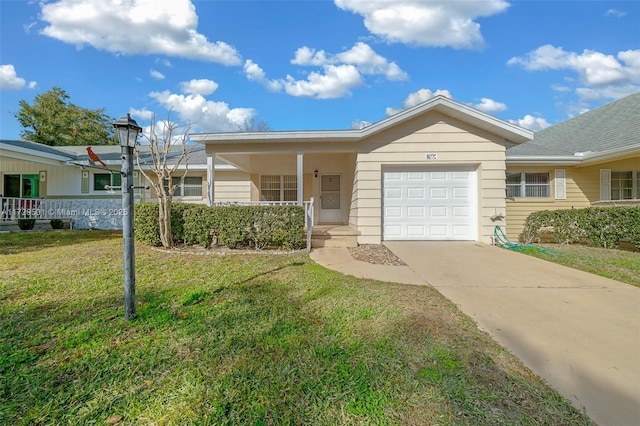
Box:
15;87;116;146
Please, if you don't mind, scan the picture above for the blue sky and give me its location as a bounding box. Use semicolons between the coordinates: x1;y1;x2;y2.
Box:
1;0;639;141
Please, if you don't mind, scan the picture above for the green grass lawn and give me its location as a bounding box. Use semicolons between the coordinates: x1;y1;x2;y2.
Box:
1;231;591;425
519;243;640;287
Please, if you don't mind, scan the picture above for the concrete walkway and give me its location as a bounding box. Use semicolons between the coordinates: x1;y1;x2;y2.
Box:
310;242;640;426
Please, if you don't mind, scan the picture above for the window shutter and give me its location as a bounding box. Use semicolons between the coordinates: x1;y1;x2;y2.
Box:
600;169;611;201
81;171;89;193
554;169;566;200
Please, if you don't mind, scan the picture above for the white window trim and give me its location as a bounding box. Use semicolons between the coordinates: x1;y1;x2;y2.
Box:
605;169;640;200
260;175;298;202
506;171;551;199
168;176;203;198
93;172;120;192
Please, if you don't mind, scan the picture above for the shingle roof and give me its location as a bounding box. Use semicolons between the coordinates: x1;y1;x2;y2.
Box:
507;91;640;157
1;140;216;167
0;139;76;160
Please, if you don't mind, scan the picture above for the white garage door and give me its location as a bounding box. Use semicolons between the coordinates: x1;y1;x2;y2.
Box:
383;168;477;241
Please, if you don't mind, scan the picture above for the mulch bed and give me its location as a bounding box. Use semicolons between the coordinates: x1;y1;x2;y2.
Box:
348;244;406;266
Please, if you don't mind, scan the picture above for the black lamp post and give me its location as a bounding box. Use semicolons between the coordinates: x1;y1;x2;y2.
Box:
113;113;142;320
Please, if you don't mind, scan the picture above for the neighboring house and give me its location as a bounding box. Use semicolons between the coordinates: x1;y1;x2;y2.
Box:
505;92;640;241
0;140;229;229
192;95;533;245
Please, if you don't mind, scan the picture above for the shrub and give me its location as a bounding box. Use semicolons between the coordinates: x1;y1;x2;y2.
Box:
17;218;36;230
522;206;640;248
50;219;64;229
134;202;191;246
137;202;306;250
134;202;162;246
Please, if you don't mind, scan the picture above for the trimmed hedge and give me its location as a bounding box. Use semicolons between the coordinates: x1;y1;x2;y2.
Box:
522;206;640;248
134;202;305;250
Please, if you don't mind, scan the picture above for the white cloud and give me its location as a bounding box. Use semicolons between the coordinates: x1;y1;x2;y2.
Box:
179;79;219;96
575;85;640;102
129;107;155;121
150;69;165;80
352;120;372;129
244;60;283;92
283;65;364;99
39;0;241;65
0;64;36;90
244;42;406;99
509;114;550;131
245;59;364;99
605;9;626;17
334;0;509;49
385;88;452;115
292;42;408;81
508;45;640;87
470;97;507;113
148;89;254;132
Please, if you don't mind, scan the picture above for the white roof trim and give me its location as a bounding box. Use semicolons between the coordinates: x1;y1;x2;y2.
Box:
507;144;640;166
191;96;533;145
1;143;73;162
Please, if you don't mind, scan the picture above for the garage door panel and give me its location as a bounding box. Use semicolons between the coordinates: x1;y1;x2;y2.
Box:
407;187;426;199
430;206;447;217
430;187;447;198
385;206;402;217
452;187;469;199
453;206;470;217
407;206;426;218
407;225;425;237
383;169;477;241
385;188;402;199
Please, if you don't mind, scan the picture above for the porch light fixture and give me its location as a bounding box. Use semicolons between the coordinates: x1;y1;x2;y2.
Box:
314;169;318;178
113;113;142;321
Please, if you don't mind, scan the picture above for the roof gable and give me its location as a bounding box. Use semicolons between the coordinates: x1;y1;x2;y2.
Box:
191;95;533;146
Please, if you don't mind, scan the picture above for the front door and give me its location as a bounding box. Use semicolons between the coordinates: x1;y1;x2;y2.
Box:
319;174;342;223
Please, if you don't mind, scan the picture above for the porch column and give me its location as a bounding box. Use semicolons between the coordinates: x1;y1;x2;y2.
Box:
206;152;215;206
296;151;303;206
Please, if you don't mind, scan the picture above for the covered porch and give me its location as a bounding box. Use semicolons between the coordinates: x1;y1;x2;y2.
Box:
203;149;357;227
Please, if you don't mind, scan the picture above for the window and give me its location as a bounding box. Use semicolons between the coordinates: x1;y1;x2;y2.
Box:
260;175;297;202
93;173;121;191
3;174;39;198
506;172;550;198
601;169;640;201
164;176;202;197
611;171;634;200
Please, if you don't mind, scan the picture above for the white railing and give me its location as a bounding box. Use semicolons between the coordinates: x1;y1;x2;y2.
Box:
0;197;75;221
211;199;315;252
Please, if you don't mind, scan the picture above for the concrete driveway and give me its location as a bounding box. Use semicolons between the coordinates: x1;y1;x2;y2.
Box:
384;241;640;426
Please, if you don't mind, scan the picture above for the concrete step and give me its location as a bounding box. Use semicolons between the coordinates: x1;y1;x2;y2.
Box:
310;224;359;249
311;235;358;248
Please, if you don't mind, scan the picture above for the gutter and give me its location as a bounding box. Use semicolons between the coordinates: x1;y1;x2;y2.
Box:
507;144;640;166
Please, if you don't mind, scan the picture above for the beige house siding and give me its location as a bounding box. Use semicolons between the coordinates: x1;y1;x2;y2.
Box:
505;156;640;241
352;111;509;244
214;171;251;202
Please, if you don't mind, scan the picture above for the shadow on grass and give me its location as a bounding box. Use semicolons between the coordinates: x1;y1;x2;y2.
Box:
0;230;121;255
0;238;592;425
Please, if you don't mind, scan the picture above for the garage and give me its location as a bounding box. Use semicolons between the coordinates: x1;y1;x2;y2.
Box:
383;167;477;241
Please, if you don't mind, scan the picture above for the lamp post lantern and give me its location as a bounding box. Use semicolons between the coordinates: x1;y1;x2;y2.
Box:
113;113;142;320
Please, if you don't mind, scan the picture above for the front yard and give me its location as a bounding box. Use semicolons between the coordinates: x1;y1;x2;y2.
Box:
0;231;591;425
520;243;640;287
